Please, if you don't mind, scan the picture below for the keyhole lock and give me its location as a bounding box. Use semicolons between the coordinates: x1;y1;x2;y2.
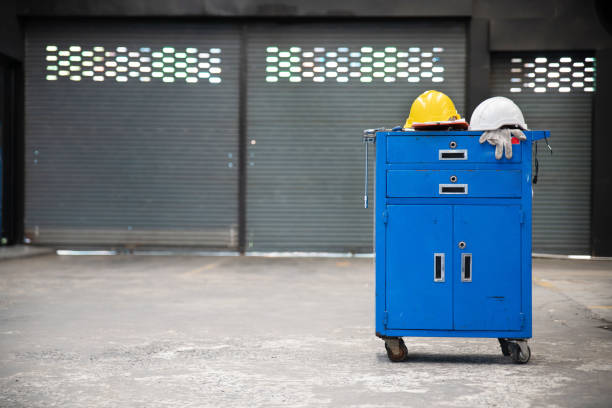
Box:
458;241;466;249
450;175;458;183
449;141;457;149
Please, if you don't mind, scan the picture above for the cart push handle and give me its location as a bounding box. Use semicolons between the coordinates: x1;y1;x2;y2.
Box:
363;127;400;208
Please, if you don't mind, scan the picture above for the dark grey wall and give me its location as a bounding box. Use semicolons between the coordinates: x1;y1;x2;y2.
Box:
18;0;472;17
0;0;24;245
0;0;23;61
16;0;612;50
7;0;612;255
0;61;24;246
478;0;612;51
592;48;612;257
467;18;490;117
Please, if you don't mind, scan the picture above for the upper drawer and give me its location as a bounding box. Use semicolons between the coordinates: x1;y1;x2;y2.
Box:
387;170;522;198
386;135;522;164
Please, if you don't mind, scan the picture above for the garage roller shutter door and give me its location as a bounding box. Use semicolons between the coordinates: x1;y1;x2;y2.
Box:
246;21;466;252
491;53;594;254
25;21;240;248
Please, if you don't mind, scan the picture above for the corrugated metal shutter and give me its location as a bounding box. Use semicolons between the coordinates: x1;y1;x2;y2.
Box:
491;53;594;254
246;21;466;252
25;21;240;248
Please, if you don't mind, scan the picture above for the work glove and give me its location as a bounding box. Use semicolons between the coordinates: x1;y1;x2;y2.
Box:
479;129;526;160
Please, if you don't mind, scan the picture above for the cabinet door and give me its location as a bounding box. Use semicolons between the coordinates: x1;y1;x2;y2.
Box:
453;205;523;331
386;205;453;330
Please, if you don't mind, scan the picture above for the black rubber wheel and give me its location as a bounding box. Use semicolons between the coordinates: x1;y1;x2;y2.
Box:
498;338;511;356
384;338;408;362
509;342;531;364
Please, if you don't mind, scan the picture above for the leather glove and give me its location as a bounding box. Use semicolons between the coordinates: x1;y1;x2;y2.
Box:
479;129;526;160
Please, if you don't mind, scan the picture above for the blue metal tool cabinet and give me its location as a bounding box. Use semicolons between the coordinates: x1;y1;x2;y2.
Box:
372;130;550;363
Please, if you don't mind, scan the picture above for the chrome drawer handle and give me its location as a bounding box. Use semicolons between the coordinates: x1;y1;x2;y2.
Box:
439;184;468;194
439;149;467;160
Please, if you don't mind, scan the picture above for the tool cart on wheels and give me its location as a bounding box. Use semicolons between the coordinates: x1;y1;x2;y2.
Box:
364;128;550;364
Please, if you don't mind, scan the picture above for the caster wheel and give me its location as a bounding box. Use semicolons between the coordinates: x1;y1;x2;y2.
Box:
508;342;531;364
384;338;408;362
498;338;511;356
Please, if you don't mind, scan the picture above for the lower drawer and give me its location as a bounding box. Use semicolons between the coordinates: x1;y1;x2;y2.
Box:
387;170;522;198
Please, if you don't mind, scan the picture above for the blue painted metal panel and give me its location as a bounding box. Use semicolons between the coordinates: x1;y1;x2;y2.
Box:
531;130;551;141
387;134;522;164
375;132;388;336
386;205;453;330
453;205;523;331
375;130;544;340
387;170;522;198
379;329;529;338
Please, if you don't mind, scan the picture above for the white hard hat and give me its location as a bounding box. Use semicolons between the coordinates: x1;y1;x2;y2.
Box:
469;96;528;131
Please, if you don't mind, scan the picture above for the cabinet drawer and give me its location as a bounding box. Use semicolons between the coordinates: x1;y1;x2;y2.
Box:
387;135;522;164
387;170;522;198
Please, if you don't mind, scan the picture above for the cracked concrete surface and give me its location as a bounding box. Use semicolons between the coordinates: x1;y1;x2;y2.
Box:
0;255;610;407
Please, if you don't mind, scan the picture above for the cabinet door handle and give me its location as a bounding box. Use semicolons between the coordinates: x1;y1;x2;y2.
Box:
461;253;472;282
434;253;445;282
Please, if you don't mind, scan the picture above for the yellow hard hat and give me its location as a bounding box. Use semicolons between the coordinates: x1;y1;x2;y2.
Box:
404;90;461;128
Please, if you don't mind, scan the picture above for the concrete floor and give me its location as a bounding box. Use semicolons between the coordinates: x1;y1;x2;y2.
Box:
0;254;610;407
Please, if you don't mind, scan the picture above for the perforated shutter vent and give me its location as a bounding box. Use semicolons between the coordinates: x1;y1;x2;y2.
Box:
492;53;593;254
246;22;466;252
25;21;240;247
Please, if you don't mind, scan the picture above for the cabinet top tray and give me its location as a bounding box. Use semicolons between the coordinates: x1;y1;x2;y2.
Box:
376;130;550;141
